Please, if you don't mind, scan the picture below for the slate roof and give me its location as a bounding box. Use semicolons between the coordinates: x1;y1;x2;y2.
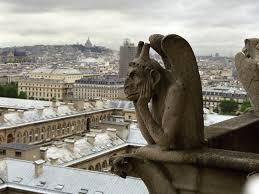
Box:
0;159;148;194
31;67;82;75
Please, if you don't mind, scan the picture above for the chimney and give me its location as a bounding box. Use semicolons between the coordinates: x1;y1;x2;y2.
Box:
64;139;75;151
209;105;214;114
0;115;5;123
107;128;117;138
40;147;48;160
67;103;75;111
74;101;85;111
52;101;59;111
34;159;45;177
49;156;59;165
17;110;24;118
52;101;57;108
8;109;15;112
86;134;96;144
37;108;44;117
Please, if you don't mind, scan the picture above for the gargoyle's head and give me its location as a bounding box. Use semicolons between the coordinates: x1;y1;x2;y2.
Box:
124;42;164;101
242;38;259;59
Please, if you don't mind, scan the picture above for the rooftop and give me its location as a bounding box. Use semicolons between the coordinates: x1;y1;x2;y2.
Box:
75;76;124;85
203;86;247;95
44;123;146;166
31;67;82;75
0;97;52;110
0;158;148;194
0;99;134;130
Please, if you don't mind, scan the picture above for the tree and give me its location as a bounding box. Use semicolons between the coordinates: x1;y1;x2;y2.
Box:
18;91;27;99
240;100;252;112
0;83;18;98
219;99;239;115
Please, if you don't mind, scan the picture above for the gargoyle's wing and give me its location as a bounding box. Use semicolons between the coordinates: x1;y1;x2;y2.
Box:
149;34;171;70
161;34;204;131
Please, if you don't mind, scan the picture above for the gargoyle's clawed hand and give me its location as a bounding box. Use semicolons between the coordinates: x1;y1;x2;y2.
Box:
137;78;152;107
110;156;133;179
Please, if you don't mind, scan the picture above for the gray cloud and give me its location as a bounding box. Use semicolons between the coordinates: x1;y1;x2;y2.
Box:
0;0;258;56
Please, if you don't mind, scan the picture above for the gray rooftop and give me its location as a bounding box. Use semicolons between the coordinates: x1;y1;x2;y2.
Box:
45;123;146;167
0;97;52;110
0;99;134;130
31;67;82;75
0;158;148;194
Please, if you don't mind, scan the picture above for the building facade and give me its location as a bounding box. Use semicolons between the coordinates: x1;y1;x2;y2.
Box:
73;76;125;100
0;105;114;145
29;67;84;83
0;143;41;161
18;79;73;101
203;86;248;109
119;39;137;78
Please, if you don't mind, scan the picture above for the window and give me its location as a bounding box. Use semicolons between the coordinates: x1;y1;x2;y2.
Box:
79;188;88;194
0;149;6;155
15;151;22;157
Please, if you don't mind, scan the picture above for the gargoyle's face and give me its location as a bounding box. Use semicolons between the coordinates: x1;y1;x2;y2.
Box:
124;65;145;101
242;39;259;59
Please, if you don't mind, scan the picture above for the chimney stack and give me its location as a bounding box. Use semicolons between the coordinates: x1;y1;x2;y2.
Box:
209;105;214;114
67;103;75;111
17;110;24;118
107;128;117;138
37;108;44;117
74;101;85;111
40;147;48;160
49;156;59;165
0;115;5;123
34;160;45;177
8;109;15;112
52;101;57;108
64;139;75;151
86;134;96;144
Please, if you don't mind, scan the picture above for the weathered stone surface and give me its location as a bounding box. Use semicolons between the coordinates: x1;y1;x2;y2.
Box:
112;34;205;194
124;34;204;150
112;147;257;194
207;112;259;153
111;35;259;194
235;38;259;114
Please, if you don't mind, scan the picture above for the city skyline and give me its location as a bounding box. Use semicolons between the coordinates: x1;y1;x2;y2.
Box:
0;0;258;56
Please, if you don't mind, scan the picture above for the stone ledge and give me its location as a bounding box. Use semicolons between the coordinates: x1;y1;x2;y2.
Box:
205;112;259;139
132;145;259;173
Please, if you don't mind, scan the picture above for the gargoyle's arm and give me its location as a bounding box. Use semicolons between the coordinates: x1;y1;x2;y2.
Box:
134;103;156;144
137;82;185;149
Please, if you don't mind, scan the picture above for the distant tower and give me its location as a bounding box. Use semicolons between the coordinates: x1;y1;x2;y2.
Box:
119;39;137;78
85;37;92;47
215;52;220;57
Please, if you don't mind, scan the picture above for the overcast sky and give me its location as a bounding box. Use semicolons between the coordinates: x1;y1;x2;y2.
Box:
0;0;258;56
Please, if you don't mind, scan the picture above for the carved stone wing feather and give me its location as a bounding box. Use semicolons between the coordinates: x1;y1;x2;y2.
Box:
161;34;204;137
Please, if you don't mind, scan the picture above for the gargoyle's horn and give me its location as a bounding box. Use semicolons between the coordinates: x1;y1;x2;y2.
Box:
135;41;144;58
139;43;150;61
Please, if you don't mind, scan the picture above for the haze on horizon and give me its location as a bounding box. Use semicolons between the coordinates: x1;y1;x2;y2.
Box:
0;0;258;56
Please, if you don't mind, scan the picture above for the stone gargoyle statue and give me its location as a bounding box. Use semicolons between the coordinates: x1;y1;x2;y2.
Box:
111;34;205;194
235;38;259;114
